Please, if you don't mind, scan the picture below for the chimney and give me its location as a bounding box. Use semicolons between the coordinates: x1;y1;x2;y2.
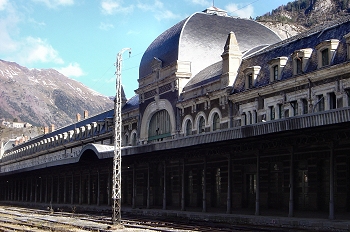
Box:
50;124;55;132
84;110;88;119
44;126;49;134
76;113;81;122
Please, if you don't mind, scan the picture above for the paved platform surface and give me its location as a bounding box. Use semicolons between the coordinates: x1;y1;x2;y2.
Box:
122;206;350;232
1;201;350;231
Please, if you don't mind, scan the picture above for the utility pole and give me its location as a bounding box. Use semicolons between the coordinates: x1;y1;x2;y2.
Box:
112;47;131;224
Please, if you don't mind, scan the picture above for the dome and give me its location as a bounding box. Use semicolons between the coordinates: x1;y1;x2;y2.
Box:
139;11;281;80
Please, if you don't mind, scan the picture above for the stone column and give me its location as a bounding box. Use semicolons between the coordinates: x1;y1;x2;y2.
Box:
45;177;48;203
22;179;25;201
147;163;150;209
63;176;66;204
163;161;167;210
202;156;207;213
88;172;91;205
288;147;294;217
227;153;232;214
13;180;16;201
40;177;43;202
79;172;82;205
57;176;60;204
97;170;100;206
107;171;111;206
71;174;74;204
6;179;10;201
30;177;33;202
329;143;335;220
50;176;54;203
132;164;136;209
255;150;260;216
34;178;37;203
181;159;185;211
10;180;13;201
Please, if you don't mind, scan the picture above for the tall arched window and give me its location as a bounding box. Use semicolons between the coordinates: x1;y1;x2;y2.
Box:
148;109;171;141
131;133;137;146
186;120;192;136
212;113;220;131
198;116;205;134
124;134;129;146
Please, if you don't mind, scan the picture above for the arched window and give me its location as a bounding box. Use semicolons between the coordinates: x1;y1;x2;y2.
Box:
148;109;171;141
212;113;220;131
198;116;205;134
185;120;192;136
131;133;137;146
124;134;129;146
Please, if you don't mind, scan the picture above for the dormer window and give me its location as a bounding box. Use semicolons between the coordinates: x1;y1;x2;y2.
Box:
321;48;329;66
248;73;253;88
273;65;278;80
316;39;339;68
268;57;287;82
296;57;303;74
244;66;261;90
345;33;350;60
292;49;312;75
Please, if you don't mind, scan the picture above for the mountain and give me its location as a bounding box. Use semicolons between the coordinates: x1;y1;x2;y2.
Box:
0;59;114;128
257;0;350;39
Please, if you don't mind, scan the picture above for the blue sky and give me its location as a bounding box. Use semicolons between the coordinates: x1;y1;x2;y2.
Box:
0;0;292;99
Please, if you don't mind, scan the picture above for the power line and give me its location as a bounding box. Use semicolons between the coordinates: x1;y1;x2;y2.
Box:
231;0;261;14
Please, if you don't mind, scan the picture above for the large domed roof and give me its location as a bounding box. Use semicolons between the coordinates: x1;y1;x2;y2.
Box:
139;11;281;79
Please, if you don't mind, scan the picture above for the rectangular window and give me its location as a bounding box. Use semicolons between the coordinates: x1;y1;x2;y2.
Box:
273;65;278;80
248;111;252;124
278;104;284;119
258;97;264;110
253;110;257;123
317;94;325;112
270;106;275;120
329;92;336;109
296;58;303;74
248;73;253;89
290;101;298;116
302;99;308;114
322;49;329;66
346;89;350;107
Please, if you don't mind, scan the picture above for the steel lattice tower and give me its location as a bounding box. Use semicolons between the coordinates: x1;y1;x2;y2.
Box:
112;48;131;224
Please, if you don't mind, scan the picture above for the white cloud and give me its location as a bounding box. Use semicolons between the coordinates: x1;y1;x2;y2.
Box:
0;2;21;53
20;37;64;64
127;30;140;35
226;3;254;18
0;1;65;66
0;0;8;11
101;0;133;15
189;0;211;7
155;10;180;21
57;62;85;77
28;18;46;27
99;22;114;31
32;0;74;8
137;0;181;21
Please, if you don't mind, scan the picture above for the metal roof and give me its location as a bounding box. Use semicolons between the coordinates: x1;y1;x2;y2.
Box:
139;12;281;80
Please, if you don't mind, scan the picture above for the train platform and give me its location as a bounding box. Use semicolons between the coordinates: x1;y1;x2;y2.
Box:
122;206;350;232
1;201;350;231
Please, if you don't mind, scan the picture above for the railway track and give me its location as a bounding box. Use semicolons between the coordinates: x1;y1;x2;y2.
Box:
0;205;310;231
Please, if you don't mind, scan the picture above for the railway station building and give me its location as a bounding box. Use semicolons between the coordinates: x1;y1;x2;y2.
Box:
1;7;350;225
